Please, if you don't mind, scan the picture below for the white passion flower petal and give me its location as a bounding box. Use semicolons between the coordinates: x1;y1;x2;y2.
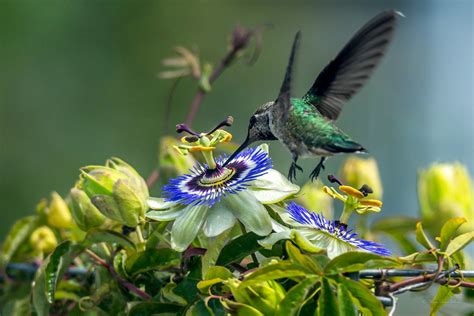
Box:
145;206;185;221
249;169;300;204
224;190;272;236
147;197;177;210
203;204;237;237
171;204;208;251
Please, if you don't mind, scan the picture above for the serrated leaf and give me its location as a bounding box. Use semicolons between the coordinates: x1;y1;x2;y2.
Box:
241;262;310;287
285;241;322;273
338;283;356;316
128;302;182;316
216;232;263;266
125;248;180;276
0;216;37;266
430;285;454;316
416;222;434;250
439;218;467;251
276;276;318;316
85;229;136;251
317;278;339;316
445;231;474;256
344;279;385;316
325;252;396;274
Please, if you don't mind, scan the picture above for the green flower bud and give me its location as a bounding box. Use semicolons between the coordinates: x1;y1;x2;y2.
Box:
69;188;106;231
296;180;333;219
340;156;383;200
30;226;58;253
47;192;74;229
418;162;474;233
78;158;149;227
225;279;285;315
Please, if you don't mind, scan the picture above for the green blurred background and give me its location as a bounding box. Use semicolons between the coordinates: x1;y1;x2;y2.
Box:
0;0;472;314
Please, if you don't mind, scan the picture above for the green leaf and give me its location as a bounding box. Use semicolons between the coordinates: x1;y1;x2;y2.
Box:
416;222;434;250
276;276;318;316
112;249;129;278
430;285;454;316
285;241;322;273
0;216;37;266
197;266;234;293
337;283;356;316
32;241;82;316
128;303;182;316
445;231;474;256
398;252;438;264
325;252;396;274
343;279;385;316
221;299;264;316
162;282;187;305
317;278;339;316
216;232;263;266
45;241;73;303
125;248;181;276
439;218;467;251
85;228;136;251
241;262;310;287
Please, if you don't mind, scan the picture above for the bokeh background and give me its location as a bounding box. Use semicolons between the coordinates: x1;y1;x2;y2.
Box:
0;1;472;314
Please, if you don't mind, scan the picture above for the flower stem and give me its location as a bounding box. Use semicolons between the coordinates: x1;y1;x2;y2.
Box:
136;225;146;251
85;249;151;301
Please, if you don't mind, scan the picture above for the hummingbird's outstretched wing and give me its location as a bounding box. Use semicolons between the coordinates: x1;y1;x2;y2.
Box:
303;10;403;120
272;31;301;122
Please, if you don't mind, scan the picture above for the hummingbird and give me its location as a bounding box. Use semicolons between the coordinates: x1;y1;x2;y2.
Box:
223;10;402;182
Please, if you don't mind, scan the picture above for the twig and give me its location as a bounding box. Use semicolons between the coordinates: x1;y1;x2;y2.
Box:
184;26;256;126
146;169;160;188
85;249;151;301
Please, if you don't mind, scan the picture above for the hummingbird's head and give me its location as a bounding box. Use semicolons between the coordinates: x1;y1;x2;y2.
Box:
223;102;277;166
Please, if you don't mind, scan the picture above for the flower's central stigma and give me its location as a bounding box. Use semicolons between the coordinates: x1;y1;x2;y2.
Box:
199;166;236;187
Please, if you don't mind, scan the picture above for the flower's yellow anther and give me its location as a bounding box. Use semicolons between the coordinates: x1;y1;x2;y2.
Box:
222;132;233;143
322;186;345;200
359;199;383;207
339;185;365;199
355;206;381;214
189;146;216;152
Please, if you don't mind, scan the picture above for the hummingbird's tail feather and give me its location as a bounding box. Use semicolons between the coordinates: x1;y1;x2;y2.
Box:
322;140;367;154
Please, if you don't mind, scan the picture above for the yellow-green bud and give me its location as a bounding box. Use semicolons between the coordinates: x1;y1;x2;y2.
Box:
69;188;106;231
78;158;149;227
418;162;474;233
340;156;383;200
30;226;58;253
46;192;74;229
296;180;333;219
226;279;285;315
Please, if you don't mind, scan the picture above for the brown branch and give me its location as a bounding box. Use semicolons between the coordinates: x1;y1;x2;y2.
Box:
85;249;152;301
184;26;256;127
146;169;160;189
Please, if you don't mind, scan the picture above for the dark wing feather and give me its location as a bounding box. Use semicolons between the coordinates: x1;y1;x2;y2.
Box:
303;10;403;120
272;31;301;121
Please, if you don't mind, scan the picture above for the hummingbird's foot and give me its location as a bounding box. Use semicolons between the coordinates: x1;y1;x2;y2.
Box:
310;157;326;182
288;161;303;182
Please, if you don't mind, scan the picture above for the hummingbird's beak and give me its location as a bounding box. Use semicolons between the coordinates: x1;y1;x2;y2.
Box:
222;134;250;167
